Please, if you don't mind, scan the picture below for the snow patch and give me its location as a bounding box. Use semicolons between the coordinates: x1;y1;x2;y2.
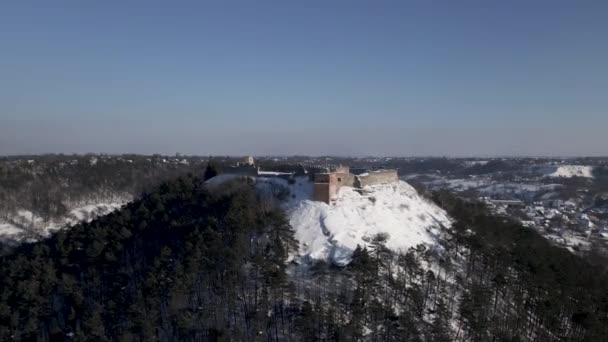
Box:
0;222;22;238
0;201;127;242
549;165;594;178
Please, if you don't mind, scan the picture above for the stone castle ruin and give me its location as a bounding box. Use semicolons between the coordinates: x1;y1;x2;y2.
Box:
221;157;399;204
313;166;399;204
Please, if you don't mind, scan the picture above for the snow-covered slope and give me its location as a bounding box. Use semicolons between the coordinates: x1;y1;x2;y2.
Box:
255;176;452;266
0;201;127;241
549;165;594;178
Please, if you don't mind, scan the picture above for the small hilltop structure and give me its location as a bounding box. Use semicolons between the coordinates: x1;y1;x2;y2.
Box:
219;157;399;204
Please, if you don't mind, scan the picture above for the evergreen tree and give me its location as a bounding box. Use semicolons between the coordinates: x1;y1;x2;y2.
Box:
203;162;219;181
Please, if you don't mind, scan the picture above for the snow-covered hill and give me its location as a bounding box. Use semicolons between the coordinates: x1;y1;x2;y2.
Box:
256;176;452;266
549;165;594;178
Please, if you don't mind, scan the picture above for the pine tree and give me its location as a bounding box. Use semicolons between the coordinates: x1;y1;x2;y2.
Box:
203;163;219;181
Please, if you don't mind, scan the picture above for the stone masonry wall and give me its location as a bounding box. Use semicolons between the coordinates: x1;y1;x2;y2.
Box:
313;173;336;204
313;182;332;203
355;169;399;188
313;169;399;203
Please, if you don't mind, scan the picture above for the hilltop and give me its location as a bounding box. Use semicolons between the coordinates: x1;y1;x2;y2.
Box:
255;176;451;265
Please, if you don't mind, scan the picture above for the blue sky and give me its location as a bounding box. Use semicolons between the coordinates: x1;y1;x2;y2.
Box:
1;1;607;156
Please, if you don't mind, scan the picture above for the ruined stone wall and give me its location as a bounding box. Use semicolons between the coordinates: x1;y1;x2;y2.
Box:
313;169;399;203
356;169;399;188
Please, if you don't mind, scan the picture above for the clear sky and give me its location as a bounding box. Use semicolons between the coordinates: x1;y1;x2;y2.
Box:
1;1;607;156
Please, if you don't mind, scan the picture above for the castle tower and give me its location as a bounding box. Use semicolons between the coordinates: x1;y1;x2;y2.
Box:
313;173;336;204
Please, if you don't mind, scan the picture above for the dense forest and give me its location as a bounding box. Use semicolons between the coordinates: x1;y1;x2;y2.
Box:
1;174;607;341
